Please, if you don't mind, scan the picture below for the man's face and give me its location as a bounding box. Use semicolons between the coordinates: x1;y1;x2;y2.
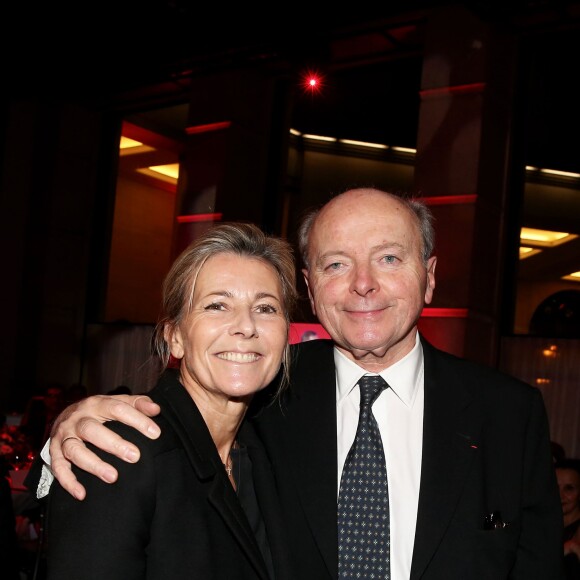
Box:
303;190;436;369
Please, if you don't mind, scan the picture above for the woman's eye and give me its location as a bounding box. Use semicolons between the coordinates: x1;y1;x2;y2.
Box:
204;302;225;311
257;304;277;314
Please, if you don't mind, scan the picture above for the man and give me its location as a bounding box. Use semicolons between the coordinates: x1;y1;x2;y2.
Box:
44;188;564;579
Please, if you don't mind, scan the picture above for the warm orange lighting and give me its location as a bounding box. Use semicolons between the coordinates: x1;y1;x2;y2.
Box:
136;163;180;184
391;146;416;154
520;227;577;247
339;139;388;150
562;271;580;282
302;134;337;142
542;345;558;358
119;136;155;156
535;378;552;385
148;164;179;179
119;136;143;149
540;168;580;178
519;246;542;259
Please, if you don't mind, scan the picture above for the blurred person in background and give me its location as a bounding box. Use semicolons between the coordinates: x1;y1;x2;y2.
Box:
556;459;580;579
20;384;66;453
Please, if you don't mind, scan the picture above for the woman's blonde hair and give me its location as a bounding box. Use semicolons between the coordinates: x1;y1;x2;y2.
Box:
152;222;297;392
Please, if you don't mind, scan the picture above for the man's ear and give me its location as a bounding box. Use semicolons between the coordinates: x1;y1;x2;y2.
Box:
424;256;437;305
164;324;185;359
302;269;317;316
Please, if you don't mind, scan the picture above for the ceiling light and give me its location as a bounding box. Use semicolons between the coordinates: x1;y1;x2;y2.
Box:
339;139;388;149
302;134;337;142
520;227;578;247
391;146;416;154
119;136;155;156
519;246;542;259
148;164;179;179
119;136;143;149
562;271;580;282
539;168;580;178
136;163;180;184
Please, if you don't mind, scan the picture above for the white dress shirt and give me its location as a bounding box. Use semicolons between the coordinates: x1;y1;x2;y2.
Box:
336;333;424;580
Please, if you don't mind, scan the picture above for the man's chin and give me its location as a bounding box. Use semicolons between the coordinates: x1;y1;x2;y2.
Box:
337;331;416;364
338;337;391;360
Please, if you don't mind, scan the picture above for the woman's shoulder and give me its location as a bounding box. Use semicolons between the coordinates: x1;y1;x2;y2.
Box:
103;413;181;457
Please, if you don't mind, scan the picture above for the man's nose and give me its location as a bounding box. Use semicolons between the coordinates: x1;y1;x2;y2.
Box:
350;263;378;295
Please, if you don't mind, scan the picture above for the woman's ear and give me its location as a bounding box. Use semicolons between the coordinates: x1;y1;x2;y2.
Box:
165;324;185;360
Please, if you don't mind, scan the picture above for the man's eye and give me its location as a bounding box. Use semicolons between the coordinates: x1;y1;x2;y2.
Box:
326;262;343;270
382;255;397;264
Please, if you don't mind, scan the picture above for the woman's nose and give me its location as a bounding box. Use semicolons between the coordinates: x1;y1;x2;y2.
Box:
230;309;258;337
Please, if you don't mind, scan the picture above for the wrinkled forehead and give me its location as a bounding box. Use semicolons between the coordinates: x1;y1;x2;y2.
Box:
308;194;421;256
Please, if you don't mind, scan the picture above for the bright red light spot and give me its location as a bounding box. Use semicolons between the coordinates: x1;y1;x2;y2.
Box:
302;71;324;94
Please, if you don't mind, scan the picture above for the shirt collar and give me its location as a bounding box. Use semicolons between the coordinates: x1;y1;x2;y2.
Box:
334;332;423;407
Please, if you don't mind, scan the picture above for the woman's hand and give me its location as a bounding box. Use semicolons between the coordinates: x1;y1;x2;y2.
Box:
49;395;161;500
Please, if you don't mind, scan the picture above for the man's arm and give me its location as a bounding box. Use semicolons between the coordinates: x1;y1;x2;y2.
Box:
48;395;161;500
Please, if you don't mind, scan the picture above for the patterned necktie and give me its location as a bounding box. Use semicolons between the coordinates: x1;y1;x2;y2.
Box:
338;375;390;579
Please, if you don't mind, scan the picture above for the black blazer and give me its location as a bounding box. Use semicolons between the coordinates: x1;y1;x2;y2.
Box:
47;369;295;580
251;336;565;579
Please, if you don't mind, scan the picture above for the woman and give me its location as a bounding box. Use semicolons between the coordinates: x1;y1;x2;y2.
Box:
556;458;580;579
47;223;297;579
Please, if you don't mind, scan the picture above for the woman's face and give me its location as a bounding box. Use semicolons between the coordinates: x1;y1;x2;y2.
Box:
557;467;580;519
169;253;287;401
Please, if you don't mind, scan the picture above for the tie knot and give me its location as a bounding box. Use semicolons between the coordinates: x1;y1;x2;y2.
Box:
358;375;388;407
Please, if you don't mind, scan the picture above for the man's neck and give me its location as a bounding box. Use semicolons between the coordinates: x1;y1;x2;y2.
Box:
335;331;420;373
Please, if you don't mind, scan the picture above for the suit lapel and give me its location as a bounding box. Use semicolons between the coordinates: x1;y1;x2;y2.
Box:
410;340;481;579
153;371;270;580
281;340;339;578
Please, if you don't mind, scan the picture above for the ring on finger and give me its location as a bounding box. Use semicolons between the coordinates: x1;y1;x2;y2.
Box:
131;395;147;408
61;436;82;446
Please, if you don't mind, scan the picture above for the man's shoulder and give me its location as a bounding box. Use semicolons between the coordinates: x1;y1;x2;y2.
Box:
422;337;537;396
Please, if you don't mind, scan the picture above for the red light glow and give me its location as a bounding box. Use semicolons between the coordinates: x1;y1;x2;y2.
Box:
302;71;324;94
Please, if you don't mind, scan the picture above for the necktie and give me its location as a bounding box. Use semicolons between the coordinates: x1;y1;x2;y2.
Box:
338;375;390;579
